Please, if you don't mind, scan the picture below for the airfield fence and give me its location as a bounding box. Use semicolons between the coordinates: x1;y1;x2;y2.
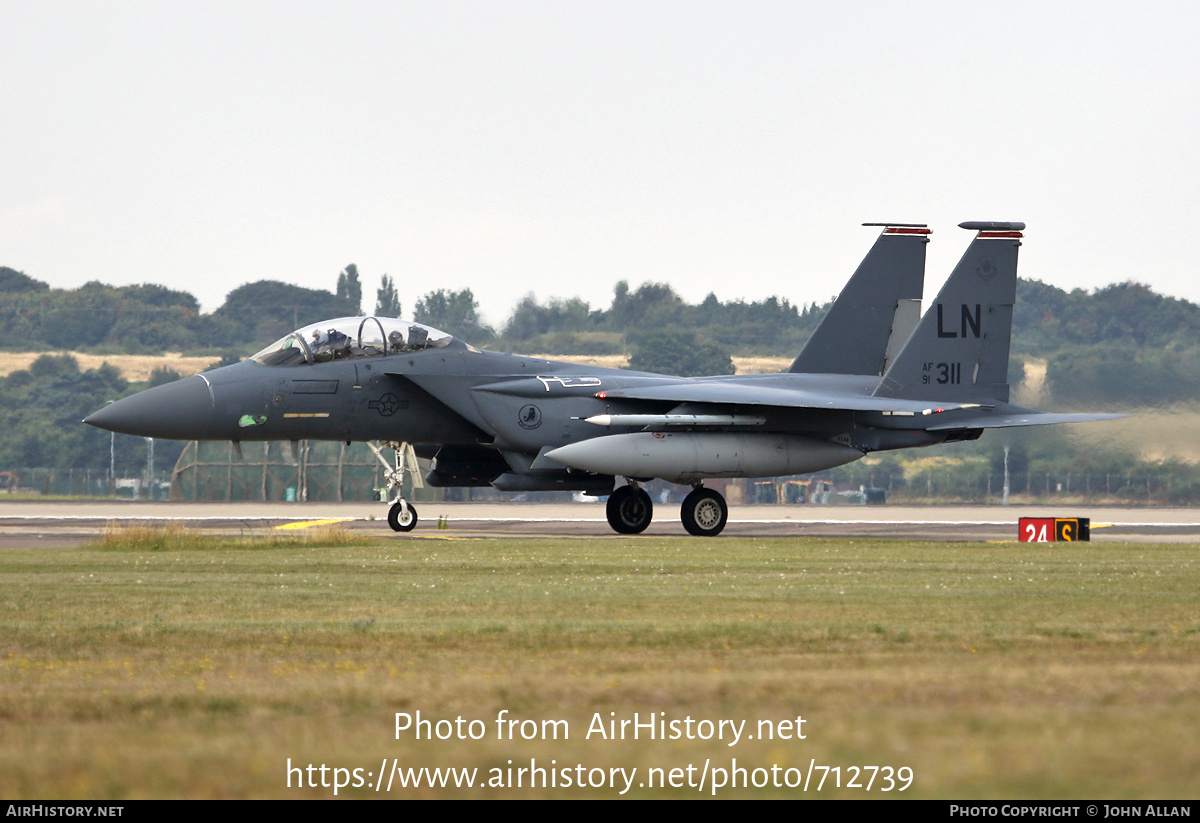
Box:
168;440;395;503
811;467;1200;505
0;467;150;498
3;454;1200;505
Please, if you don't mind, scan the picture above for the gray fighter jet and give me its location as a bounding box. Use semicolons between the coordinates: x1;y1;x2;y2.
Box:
84;222;1121;536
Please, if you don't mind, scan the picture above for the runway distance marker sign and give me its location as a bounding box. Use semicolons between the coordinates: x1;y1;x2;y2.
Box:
1019;517;1090;542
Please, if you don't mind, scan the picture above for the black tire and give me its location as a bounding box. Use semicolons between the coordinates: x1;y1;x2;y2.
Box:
606;485;653;534
388;501;418;532
681;488;727;536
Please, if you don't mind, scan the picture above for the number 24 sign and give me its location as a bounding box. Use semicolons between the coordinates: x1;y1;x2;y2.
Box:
1019;517;1091;542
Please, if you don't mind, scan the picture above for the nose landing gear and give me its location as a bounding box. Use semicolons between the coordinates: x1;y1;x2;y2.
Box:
369;441;423;533
387;499;418;532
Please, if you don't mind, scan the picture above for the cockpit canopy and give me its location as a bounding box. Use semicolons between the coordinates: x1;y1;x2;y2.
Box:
251;317;453;366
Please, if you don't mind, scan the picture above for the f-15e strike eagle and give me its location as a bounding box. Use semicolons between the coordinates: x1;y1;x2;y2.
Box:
85;222;1122;536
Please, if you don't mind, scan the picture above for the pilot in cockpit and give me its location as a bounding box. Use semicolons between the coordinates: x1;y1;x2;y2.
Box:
327;329;350;357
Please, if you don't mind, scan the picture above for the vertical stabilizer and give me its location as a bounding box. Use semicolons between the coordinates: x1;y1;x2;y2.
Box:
789;224;929;376
875;222;1023;402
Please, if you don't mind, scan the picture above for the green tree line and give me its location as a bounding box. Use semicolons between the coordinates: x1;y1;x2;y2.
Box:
5;263;1200;396
3;261;1200;493
0;354;188;481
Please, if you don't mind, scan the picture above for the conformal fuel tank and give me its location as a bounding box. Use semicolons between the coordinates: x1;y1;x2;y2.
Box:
544;432;863;484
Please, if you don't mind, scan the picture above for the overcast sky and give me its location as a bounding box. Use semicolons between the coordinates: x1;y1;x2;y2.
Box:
4;1;1199;328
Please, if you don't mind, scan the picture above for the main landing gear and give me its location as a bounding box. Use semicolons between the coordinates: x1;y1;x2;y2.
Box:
680;486;728;537
368;441;423;533
606;483;653;534
606;481;730;537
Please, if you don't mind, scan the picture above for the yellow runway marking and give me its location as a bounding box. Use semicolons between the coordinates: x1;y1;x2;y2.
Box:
273;518;355;530
406;534;490;541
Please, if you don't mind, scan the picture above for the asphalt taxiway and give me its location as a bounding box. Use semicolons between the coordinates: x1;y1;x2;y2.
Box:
2;500;1199;546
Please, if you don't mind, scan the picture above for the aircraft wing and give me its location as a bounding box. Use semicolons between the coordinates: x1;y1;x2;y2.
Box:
598;380;983;415
601;382;1126;430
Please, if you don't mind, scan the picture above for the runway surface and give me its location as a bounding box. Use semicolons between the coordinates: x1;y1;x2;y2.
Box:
2;499;1198;546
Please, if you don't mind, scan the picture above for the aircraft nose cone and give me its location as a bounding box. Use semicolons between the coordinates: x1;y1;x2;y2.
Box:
84;375;215;439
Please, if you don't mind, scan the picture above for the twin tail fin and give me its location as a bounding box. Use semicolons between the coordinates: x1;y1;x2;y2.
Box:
789;223;929;376
874;222;1024;403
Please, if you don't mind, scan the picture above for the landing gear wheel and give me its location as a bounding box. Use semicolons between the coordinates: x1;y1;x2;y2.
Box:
606;485;653;534
681;488;728;536
388;501;418;532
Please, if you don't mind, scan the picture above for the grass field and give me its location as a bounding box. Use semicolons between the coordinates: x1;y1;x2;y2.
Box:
0;350;795;380
0;351;218;383
1;528;1197;799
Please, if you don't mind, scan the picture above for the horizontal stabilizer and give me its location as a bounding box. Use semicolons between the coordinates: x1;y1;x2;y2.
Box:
924;411;1128;431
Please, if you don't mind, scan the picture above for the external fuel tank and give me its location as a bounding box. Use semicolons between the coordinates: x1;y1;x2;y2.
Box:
544;432;863;484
